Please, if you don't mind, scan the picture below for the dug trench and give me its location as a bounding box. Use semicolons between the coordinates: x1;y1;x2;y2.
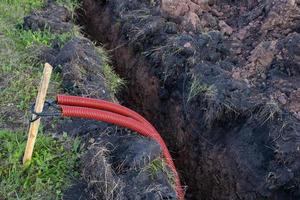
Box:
77;0;300;199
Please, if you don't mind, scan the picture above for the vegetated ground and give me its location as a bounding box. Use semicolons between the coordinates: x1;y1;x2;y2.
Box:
1;0;300;199
78;0;300;199
0;0;82;199
0;0;177;199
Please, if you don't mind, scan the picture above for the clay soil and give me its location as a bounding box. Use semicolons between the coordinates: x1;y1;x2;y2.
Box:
77;0;300;199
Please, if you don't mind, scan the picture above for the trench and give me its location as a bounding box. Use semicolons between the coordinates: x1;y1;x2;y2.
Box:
75;1;254;200
76;1;200;199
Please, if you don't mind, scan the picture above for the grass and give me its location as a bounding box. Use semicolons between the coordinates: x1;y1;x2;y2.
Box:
0;0;123;198
0;130;82;200
0;0;79;128
56;0;80;17
96;47;125;99
146;158;175;186
257;98;281;125
103;63;126;96
0;1;83;199
14;28;78;48
148;158;165;176
187;75;216;102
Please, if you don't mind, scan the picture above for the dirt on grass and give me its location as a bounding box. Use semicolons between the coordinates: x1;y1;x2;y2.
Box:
77;0;300;199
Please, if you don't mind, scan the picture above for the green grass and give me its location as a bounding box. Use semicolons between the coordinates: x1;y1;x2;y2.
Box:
145;158;175;186
13;28;77;48
56;0;80;17
187;75;216;102
0;0;80;128
148;158;165;176
0;130;81;200
0;1;123;197
0;1;83;199
0;0;121;124
96;47;125;99
103;63;126;96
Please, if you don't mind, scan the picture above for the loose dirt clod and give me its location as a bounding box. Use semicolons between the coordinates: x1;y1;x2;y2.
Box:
23;2;73;34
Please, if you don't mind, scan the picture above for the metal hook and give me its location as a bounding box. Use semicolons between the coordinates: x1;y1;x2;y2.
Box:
29;100;62;122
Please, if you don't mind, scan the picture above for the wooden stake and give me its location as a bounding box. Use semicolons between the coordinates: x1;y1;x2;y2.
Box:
23;63;53;165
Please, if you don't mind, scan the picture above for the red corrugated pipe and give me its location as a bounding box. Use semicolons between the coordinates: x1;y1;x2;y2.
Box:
57;95;154;131
57;95;185;200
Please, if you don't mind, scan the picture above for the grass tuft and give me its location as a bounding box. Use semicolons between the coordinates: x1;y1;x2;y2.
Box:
0;130;81;200
257;99;282;125
103;64;126;96
145;158;175;186
187;75;216;102
56;0;81;17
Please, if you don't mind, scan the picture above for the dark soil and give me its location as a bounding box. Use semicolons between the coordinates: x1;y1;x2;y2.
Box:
23;1;73;34
78;0;300;199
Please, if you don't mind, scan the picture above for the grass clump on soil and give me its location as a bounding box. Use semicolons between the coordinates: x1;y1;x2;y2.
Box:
187;75;216;102
146;158;175;186
257;99;282;125
148;158;165;176
0;130;81;200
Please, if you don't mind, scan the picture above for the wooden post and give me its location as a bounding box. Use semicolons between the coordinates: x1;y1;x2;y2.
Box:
23;63;53;165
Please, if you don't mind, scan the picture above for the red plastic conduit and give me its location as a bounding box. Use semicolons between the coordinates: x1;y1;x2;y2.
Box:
57;95;155;132
58;96;184;200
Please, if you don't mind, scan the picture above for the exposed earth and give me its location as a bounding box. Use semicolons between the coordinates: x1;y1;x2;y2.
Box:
1;0;300;199
77;0;300;199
